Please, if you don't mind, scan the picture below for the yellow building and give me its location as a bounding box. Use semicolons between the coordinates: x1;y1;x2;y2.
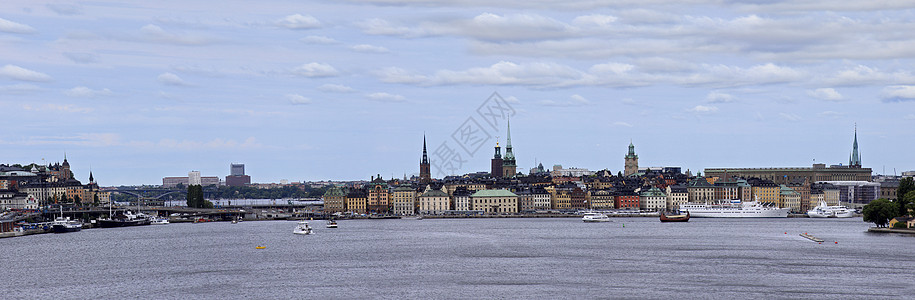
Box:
322;186;347;213
779;185;802;213
470;189;518;214
345;189;367;214
392;185;417;216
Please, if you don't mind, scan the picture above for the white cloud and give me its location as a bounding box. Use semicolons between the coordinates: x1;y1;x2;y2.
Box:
22;104;92;113
680;63;805;87
430;61;582;86
301;35;338;44
157;72;191;86
688;105;718;113
292;63;339;77
706;91;735;103
504;96;521;103
807;88;843;101
374;67;429;84
139;24;218;45
286;94;311;104
905;114;915;120
65;86;113;98
458;13;574;42
881;85;915;102
0;17;36;34
819;111;845;118
0;65;52;82
779;113;802;121
0;83;40;94
318;84;355;93
366;92;405;102
63;52;99;64
613;121;633;127
540;94;590;106
357;18;426;37
275;14;322;29
351;44;389;53
46;3;82;15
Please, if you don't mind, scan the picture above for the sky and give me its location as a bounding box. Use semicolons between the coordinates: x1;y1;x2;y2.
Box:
2;0;914;186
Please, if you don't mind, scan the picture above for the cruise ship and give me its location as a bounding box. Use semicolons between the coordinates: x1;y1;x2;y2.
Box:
680;200;789;218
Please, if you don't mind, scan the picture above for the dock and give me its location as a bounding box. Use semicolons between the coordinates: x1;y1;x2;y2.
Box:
799;233;824;242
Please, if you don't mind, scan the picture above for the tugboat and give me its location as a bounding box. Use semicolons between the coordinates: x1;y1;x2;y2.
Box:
659;211;690;222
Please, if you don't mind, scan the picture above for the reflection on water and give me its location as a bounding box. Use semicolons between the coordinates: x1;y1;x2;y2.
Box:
1;217;913;299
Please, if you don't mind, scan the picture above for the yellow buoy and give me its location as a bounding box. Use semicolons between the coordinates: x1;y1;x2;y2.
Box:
255;246;266;249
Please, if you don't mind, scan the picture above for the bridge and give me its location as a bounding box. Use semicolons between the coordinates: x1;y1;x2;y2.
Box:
108;188;187;200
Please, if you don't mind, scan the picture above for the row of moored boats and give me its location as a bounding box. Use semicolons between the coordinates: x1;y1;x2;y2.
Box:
582;199;856;222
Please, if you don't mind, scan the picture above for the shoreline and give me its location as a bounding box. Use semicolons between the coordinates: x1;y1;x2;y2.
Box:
867;227;915;234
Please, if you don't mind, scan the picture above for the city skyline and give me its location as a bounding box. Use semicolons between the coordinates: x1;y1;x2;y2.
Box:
2;1;914;186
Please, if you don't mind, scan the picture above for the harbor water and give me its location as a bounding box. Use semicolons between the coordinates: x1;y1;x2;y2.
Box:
2;217;913;299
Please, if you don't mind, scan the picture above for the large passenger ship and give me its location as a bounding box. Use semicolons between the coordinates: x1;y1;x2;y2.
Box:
680;200;789;218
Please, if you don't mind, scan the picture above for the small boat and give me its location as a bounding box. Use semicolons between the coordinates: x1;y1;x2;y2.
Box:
807;200;855;218
659;211;690;222
150;217;169;225
582;212;611;222
293;221;313;235
51;217;83;233
326;220;338;228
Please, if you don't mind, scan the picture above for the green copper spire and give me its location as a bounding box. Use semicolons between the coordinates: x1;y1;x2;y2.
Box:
849;124;861;167
504;119;514;160
626;140;637;158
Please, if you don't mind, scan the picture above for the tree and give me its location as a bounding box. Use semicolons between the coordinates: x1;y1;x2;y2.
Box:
905;191;915;217
862;199;898;228
73;195;82;206
186;184;213;208
93;194;100;207
897;178;915;217
61;194;69;204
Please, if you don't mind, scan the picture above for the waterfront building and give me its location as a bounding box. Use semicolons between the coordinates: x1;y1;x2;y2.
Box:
470;189;518;214
615;192;639;209
502;120;517;178
367;176;391;214
779;185;802;212
0;190;37;210
322;186;347;213
588;189;615;210
420;136;431;184
816;181;880;209
491;142;503;178
452;187;471;211
665;185;688;211
624;142;639;177
749;178;779;204
517;187;550;212
879;181;898;201
419;189;450;214
392;185;417;215
345;188;367;214
810;183;840;207
687;178;715;203
640;186;667;211
712;178;740;200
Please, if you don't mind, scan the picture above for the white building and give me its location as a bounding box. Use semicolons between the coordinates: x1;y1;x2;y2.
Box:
665;185;689;211
419;189;450;214
188;171;202;186
640;187;667;211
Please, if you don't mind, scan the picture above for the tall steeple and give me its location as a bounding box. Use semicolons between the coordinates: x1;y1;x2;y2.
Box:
89;171;94;183
624;140;639;177
502;119;517;178
419;135;431;183
491;140;503;178
849;124;861;167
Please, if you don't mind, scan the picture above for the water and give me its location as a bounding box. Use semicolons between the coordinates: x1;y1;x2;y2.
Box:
2;217;913;299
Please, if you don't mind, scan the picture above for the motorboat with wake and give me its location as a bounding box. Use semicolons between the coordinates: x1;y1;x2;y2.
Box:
293;221;313;235
326;220;338;228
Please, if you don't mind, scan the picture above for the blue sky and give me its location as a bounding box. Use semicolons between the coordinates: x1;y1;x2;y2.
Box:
1;1;914;186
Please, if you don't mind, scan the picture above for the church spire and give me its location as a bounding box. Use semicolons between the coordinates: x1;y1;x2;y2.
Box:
849;124;861;167
504;119;514;160
421;135;429;165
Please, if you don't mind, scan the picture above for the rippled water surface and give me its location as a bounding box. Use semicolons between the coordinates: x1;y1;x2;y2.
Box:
2;217;913;299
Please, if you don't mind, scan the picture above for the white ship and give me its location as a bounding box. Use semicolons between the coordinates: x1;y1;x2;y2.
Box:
581;212;610;222
680;200;789;218
807;200;855;218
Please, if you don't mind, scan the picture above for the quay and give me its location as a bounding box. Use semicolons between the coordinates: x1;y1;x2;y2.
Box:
867;227;915;234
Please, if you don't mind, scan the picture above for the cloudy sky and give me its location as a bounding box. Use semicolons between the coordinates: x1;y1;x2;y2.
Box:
2;1;914;186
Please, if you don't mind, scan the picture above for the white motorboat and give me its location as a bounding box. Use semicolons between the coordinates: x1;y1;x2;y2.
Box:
582;212;611;222
326;220;338;228
680;200;789;218
150;217;170;225
293;221;313;235
807;201;855;218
